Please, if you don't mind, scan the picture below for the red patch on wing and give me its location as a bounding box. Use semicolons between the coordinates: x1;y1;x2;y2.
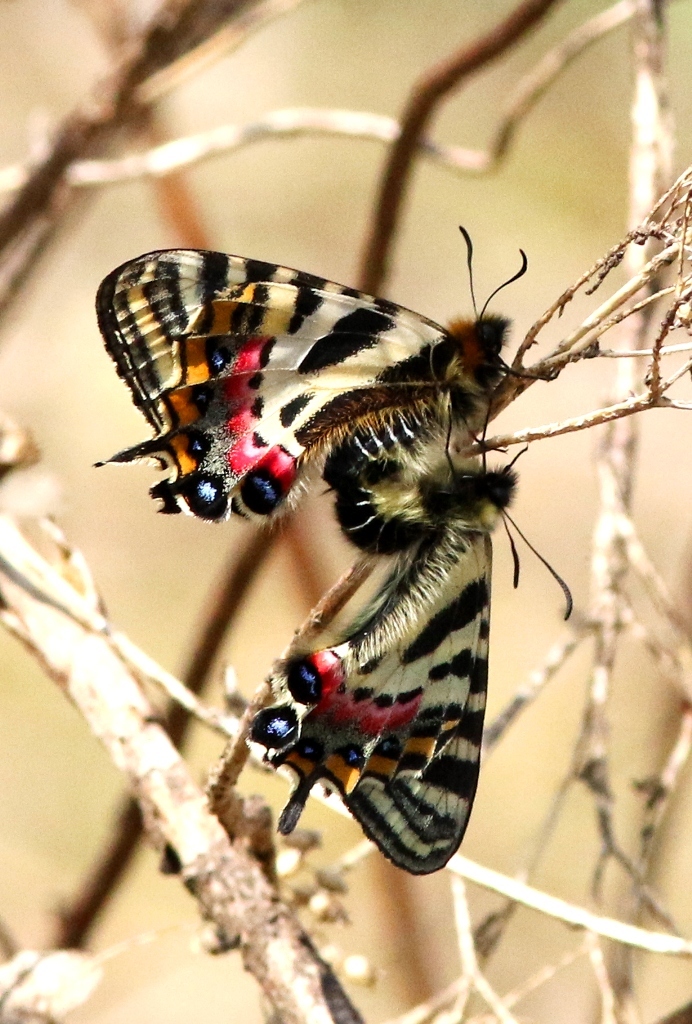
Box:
261;446;297;491
228;433;268;474
308;650;344;698
227;407;256;435
311;650;423;737
346;694;423;735
223;336;272;434
228;436;297;484
231;336;270;380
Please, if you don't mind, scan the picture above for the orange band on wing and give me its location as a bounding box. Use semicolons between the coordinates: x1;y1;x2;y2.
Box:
167;388;202;426
363;754;398;780
184;337;212;384
402;735;437;760
283;751;318;780
169;433;199;474
208;299;239;335
324;754;362;795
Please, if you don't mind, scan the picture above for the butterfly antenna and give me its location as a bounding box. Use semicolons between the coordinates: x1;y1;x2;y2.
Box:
506;444;529;471
459;226;479;320
479;248;528;322
503;509;573;620
503;517;521;588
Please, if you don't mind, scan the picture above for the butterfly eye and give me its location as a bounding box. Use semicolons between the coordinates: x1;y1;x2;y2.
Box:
251;706;299;749
481;468;516;510
180;473;228;520
475;316;510;359
286;659;322;705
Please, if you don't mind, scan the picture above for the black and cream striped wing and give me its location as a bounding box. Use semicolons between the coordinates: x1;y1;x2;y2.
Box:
252;528;492;874
96;249;451;522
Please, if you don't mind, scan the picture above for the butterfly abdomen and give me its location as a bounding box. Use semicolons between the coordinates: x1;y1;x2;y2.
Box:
323;419;433;554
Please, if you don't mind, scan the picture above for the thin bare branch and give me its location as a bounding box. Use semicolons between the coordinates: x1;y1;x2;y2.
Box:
136;0;309;103
0;109;491;193
0;515;363;1024
623;520;692;653
0;0;301;325
599;338;692;357
637;702;692;864
490;0;636;163
449;876;476;1018
446;856;692;956
587;933;619;1024
501;941;589;1011
478;392;667;454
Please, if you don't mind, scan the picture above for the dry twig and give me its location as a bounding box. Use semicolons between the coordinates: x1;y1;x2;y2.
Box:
0;515;363;1024
446;856;692;957
0;0;301;324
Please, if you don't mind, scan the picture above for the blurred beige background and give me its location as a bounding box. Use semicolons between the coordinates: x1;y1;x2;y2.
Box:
1;1;692;1021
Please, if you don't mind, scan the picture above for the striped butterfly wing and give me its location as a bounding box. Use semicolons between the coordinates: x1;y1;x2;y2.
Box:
96;249;456;522
252;527;492;874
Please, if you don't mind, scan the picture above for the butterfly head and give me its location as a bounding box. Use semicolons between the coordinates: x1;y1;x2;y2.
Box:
446;226;528;394
473;463;517;513
419;458;517;534
446;314;511;391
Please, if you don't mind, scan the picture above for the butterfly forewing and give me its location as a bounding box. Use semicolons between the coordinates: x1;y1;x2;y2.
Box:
97;249;461;522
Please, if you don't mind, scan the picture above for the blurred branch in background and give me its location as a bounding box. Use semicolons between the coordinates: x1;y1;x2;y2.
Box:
0;0;307;323
357;0;562;294
0;514;364;1024
0;4;647;198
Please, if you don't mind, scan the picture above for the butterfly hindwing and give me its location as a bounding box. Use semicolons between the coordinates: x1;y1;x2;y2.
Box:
252;528;492;874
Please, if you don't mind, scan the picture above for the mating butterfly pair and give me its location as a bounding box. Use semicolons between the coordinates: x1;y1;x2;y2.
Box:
97;246;518;874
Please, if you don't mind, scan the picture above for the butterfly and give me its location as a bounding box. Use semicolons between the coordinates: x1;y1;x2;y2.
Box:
97;245;520;873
